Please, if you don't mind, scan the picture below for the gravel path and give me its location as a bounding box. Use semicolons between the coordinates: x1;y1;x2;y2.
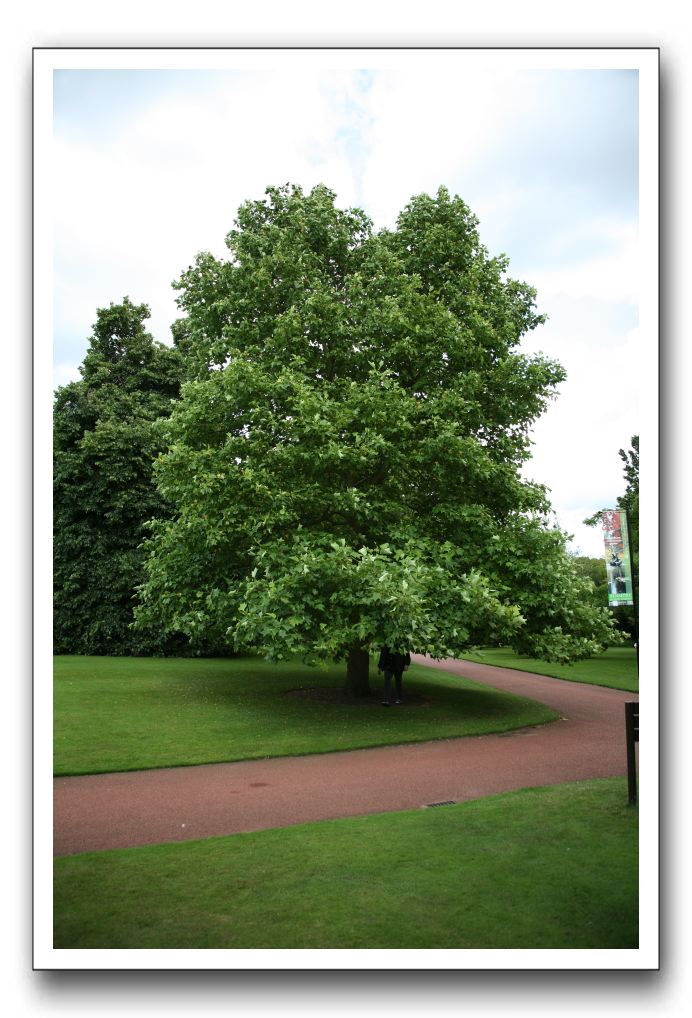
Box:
53;656;637;856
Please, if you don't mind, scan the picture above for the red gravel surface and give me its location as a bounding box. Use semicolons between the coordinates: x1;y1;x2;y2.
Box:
53;656;638;856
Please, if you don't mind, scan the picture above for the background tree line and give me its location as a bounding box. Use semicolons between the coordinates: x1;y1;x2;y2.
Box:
577;436;639;641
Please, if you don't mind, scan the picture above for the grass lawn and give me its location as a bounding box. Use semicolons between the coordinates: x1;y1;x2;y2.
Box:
53;777;638;950
458;646;638;693
54;655;558;776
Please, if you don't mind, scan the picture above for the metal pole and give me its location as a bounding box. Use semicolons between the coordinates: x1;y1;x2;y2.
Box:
624;513;639;809
625;508;639;673
625;701;638;806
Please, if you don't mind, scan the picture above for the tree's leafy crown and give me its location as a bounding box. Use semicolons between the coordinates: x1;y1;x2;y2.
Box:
129;185;617;665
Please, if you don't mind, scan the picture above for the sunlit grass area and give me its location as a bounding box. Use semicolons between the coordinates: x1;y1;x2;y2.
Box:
54;778;638;950
458;646;638;693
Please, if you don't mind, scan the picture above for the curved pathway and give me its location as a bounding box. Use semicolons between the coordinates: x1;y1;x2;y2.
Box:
53;656;637;856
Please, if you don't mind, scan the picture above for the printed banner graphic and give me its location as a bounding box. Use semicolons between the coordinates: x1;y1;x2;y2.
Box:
601;510;634;607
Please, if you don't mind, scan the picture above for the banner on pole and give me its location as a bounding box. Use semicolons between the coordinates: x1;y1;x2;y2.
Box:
601;509;635;607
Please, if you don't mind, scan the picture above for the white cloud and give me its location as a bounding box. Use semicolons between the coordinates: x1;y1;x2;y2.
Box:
52;71;366;353
527;223;639;304
53;361;82;390
514;217;640;553
522;326;641;554
360;67;526;227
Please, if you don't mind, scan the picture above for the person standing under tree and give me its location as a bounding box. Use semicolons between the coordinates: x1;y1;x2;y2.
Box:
378;647;412;706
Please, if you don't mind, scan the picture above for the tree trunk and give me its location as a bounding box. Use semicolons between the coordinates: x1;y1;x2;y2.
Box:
344;644;371;697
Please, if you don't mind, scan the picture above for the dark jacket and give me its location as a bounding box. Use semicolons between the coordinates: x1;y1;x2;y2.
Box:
378;647;411;674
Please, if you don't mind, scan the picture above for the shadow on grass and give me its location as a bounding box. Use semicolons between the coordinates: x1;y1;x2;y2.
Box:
54;657;559;776
163;671;544;726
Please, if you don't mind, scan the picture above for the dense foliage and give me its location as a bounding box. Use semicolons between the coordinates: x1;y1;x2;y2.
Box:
53;299;186;654
135;184;617;691
571;555;609;609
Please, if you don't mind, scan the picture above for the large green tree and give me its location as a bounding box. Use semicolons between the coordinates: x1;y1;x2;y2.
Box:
136;184;617;693
54;299;186;654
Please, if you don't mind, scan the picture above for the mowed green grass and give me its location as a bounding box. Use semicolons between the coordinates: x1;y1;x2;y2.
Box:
54;656;558;776
459;646;638;693
53;778;638;950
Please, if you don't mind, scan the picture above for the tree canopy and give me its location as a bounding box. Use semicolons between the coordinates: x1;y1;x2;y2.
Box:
135;184;617;691
53;299;186;654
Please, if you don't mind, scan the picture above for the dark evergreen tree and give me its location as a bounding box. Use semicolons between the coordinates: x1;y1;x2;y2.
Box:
53;298;186;654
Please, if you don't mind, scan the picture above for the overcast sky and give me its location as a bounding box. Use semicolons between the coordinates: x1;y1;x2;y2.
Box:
50;54;646;557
